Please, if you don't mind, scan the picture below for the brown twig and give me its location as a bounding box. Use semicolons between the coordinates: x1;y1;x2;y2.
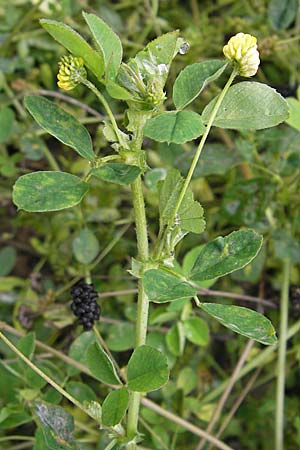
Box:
97;286;276;308
141;398;234;450
198;287;276;308
206;368;261;450
30;89;103;118
195;340;254;450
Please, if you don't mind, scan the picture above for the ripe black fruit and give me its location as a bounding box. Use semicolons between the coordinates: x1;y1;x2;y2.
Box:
70;279;101;331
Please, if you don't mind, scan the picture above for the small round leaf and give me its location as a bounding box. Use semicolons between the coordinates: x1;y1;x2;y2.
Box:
127;345;169;392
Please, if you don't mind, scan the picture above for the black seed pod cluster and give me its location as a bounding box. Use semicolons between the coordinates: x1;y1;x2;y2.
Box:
70;280;101;331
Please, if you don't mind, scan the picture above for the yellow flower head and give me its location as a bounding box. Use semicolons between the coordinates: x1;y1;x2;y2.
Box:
223;33;260;77
57;55;86;91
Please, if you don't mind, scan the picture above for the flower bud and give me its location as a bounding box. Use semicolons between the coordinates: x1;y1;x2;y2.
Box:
57;55;86;91
223;33;260;77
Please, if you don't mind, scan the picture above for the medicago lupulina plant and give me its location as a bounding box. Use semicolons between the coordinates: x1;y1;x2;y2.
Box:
2;14;289;450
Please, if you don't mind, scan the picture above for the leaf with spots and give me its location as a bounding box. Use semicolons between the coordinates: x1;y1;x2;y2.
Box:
25;96;95;161
83;12;123;80
35;401;76;449
40;19;104;79
91;163;141;185
144;110;205;144
143;268;196;303
202;82;289;130
173;60;227;109
200;303;277;345
189;229;263;282
13;171;89;212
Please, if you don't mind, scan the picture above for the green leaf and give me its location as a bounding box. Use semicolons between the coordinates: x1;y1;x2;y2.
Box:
182;245;217;288
145;168;167;191
17;332;35;359
91;163;141;185
177;367;198;395
106;80;133;100
106;323;136;351
131;31;180;87
268;0;297;30
40;19;104;79
179;188;206;233
159;169;205;234
86;342;122;386
127;345;169;392
143;269;196;303
84;401;102;423
200;303;277;345
202;82;289;130
0;107;14;143
144;110;205;144
72;227;100;264
83;12;122;80
173;143;244;178
272;229;300;263
173;60;227;109
221;178;276;228
0;406;31;430
286;97;300;131
20;135;47;161
24;95;94;160
34;426;74;450
0;276;25;291
66;381;96;403
68;331;96;376
166;322;185;356
189;229;263;282
102;388;129;426
117;32;180;105
0;246;16;276
182;317;209;346
35;401;75;446
13;171;89;212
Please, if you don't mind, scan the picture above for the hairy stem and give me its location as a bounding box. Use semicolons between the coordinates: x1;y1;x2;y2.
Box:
81;78;126;148
127;175;149;446
275;258;290;450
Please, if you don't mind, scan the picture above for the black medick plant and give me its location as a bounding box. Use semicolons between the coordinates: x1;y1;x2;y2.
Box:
0;15;290;450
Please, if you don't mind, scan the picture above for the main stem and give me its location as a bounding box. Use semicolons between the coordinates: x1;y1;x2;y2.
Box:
275;258;290;450
127;175;149;446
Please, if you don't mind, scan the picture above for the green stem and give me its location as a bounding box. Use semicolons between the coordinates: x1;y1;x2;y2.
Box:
2;77;27;119
43;145;60;171
275;258;290;450
127;176;149;446
81;78;126;148
103;440;118;450
0;436;34;443
0;331;95;421
155;68;237;258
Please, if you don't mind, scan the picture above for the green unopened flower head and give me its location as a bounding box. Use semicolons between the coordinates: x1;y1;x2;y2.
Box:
57;55;86;91
223;33;260;77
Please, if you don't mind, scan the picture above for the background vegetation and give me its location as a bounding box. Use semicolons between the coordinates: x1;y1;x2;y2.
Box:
1;1;300;449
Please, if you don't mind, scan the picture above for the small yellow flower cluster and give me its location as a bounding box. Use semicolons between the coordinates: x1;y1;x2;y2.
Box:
223;33;260;77
57;56;86;91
